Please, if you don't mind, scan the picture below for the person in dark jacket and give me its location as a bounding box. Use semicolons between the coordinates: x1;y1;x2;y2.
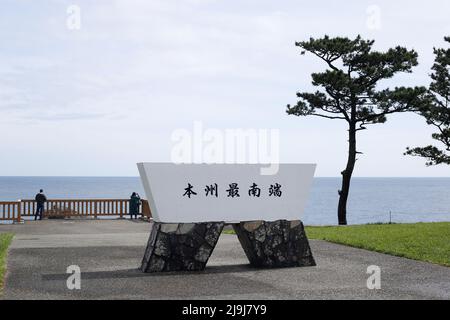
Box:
35;189;47;220
129;192;141;220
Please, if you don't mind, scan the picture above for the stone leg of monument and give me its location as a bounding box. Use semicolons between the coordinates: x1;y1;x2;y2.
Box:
233;220;316;268
140;221;225;272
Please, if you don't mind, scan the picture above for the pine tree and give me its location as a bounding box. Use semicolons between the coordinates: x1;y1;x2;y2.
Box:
406;37;450;166
287;35;428;225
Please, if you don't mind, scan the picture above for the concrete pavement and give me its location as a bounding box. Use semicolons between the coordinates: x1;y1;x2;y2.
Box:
1;220;449;299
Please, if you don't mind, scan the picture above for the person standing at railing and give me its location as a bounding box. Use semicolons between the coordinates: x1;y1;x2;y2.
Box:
34;189;47;221
129;192;141;220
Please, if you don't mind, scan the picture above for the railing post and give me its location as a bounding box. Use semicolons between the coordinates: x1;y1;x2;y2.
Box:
141;200;151;220
120;200;123;219
17;200;22;224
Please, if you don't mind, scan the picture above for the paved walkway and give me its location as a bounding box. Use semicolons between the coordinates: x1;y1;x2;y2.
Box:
1;220;449;299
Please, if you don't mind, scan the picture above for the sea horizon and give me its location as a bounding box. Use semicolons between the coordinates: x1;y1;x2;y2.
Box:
0;176;449;226
1;175;450;178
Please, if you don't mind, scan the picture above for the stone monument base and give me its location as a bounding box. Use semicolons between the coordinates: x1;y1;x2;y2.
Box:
141;220;315;273
232;220;316;268
140;222;224;272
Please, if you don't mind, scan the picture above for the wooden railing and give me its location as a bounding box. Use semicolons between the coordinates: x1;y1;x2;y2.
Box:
0;199;151;223
0;201;21;222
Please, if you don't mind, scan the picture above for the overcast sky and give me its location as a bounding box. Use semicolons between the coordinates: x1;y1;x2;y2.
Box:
1;0;449;177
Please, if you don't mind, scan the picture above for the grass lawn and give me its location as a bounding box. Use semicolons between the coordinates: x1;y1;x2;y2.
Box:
0;233;13;293
306;222;450;267
223;222;450;267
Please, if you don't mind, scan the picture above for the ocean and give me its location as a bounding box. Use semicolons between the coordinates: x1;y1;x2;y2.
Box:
0;177;449;225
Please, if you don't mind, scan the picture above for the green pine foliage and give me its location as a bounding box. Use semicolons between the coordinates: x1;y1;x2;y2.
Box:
406;37;450;166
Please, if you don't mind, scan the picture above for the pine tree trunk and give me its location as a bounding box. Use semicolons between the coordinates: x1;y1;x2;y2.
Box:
337;123;357;225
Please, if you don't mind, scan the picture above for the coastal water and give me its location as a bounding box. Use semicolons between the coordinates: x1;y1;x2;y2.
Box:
0;177;449;225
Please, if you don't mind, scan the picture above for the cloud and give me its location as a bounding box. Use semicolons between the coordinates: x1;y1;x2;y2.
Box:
0;0;449;176
21;112;107;122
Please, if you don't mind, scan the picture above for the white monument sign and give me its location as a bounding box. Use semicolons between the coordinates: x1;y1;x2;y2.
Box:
137;163;316;223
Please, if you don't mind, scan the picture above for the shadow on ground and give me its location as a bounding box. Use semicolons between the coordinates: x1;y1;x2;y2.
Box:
42;264;260;281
